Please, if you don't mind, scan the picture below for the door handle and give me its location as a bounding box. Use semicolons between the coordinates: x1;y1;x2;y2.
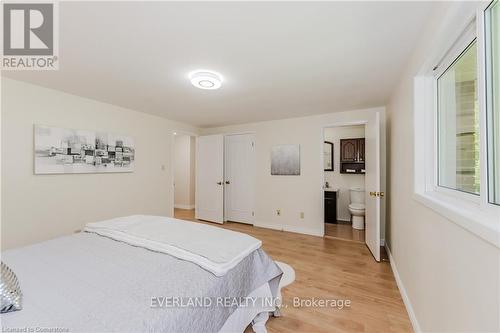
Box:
225;181;230;185
370;191;385;197
217;181;223;185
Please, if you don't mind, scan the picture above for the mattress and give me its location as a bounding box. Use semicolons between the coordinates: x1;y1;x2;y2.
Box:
0;232;282;332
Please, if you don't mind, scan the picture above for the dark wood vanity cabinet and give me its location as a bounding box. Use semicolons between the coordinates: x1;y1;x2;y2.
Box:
324;191;337;224
340;138;365;174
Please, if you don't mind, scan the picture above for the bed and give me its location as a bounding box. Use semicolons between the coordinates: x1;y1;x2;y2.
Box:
1;215;283;333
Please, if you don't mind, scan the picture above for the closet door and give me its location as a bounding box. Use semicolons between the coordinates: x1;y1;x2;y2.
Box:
195;135;224;223
224;134;255;224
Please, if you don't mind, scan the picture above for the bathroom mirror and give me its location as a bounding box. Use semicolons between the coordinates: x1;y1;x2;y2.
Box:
324;141;334;171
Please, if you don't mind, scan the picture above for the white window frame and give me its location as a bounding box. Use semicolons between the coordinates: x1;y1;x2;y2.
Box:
485;0;500;206
433;24;479;202
414;1;500;248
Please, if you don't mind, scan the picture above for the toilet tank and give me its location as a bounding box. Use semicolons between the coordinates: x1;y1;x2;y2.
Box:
350;187;365;204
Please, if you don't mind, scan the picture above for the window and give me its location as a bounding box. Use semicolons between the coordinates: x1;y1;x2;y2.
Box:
486;0;500;205
413;1;500;247
437;40;480;195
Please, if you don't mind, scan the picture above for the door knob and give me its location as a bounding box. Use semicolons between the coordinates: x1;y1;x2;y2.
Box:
225;181;230;185
217;181;223;185
370;191;376;197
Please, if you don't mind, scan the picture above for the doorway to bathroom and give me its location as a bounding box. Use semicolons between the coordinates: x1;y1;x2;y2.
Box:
323;124;366;243
321;111;385;262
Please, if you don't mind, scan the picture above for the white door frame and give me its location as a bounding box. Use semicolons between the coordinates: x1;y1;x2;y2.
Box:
170;130;198;218
320;119;385;257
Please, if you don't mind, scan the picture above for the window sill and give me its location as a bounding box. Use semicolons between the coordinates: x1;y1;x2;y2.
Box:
413;191;500;248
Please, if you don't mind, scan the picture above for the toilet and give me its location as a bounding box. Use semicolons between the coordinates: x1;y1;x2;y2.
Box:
348;187;365;230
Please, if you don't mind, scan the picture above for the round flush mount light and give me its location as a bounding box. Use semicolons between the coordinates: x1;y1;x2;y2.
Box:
189;70;223;90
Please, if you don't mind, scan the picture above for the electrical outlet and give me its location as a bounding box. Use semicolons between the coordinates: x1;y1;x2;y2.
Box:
300;212;304;219
276;209;281;216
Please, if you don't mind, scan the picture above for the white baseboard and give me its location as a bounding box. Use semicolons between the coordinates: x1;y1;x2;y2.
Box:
253;222;323;237
385;244;421;333
174;204;195;210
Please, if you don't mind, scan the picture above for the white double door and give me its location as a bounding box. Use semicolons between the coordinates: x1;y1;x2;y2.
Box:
195;133;255;224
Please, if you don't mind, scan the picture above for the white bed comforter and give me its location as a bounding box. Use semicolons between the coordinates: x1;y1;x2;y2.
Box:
1;232;282;333
84;215;262;277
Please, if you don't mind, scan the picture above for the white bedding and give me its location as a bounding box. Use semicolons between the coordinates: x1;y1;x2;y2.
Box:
84;215;262;277
219;283;274;333
1;231;282;333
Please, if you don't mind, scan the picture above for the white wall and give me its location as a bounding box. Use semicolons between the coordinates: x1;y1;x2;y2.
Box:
1;78;198;250
386;2;500;332
174;134;195;209
202;107;385;239
324;125;365;221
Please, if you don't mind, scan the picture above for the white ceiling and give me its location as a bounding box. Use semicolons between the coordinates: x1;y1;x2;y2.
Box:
4;1;434;128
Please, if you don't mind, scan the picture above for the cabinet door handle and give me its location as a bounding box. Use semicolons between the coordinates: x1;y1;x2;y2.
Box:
217;181;223;185
225;181;230;185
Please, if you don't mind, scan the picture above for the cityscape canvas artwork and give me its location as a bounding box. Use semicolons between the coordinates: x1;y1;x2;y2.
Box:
271;144;300;175
34;125;135;174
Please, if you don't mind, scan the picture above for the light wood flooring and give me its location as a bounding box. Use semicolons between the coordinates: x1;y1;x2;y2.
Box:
174;209;412;333
324;223;365;243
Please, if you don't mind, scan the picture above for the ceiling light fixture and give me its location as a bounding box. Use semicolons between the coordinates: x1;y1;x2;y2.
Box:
189;70;223;90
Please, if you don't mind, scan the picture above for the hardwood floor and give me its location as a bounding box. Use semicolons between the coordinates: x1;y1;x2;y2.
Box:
174;209;412;333
324;223;365;243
